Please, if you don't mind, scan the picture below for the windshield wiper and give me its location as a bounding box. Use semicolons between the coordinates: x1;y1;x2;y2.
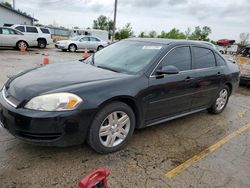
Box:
97;65;120;73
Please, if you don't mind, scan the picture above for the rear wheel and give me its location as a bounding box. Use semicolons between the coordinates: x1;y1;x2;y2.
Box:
38;39;47;48
17;41;28;51
69;44;77;52
97;45;104;51
88;102;135;153
208;86;230;114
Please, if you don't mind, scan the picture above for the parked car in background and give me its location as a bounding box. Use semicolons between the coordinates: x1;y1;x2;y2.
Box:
55;35;109;52
10;25;53;48
216;46;226;54
240;60;250;86
0;39;240;153
226;45;238;55
0;27;37;50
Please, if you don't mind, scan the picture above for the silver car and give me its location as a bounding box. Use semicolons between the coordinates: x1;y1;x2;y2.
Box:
55;35;109;52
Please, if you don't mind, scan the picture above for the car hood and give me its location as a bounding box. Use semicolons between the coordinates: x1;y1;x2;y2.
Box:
6;61;129;101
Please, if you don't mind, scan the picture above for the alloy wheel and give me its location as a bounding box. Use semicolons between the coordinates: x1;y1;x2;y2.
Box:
215;89;228;111
99;111;130;148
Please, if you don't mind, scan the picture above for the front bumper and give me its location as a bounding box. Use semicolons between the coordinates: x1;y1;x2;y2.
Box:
0;92;95;147
55;44;68;50
240;75;250;86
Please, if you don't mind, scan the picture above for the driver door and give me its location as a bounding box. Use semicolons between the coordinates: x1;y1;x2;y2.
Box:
145;46;196;122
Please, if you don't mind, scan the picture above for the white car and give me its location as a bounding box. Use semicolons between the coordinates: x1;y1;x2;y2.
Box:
0;27;38;50
10;25;53;48
55;35;109;52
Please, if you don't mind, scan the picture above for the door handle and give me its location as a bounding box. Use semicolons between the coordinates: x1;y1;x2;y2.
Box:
185;76;194;81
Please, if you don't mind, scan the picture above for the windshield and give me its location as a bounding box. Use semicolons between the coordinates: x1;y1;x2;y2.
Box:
85;40;163;74
70;36;81;41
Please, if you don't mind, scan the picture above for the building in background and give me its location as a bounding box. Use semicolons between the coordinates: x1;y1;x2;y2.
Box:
0;3;38;26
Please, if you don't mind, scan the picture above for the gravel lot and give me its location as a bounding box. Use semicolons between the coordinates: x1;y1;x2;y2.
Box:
0;46;250;188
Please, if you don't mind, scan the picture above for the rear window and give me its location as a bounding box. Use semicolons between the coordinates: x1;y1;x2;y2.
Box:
90;37;100;42
26;26;38;33
15;26;25;32
193;47;216;69
40;28;50;34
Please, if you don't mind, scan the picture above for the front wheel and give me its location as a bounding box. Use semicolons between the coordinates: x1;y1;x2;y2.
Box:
88;102;135;153
208;86;230;114
68;44;77;52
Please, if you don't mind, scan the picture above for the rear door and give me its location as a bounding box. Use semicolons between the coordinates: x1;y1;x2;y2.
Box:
25;26;39;38
145;46;196;122
89;37;100;50
190;46;221;109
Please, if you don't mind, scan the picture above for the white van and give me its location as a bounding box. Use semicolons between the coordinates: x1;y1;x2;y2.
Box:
10;25;53;48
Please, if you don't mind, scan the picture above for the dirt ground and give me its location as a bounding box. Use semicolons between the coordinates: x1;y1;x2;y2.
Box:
0;46;250;188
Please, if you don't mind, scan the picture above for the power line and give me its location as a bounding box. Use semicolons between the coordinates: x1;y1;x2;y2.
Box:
112;0;117;41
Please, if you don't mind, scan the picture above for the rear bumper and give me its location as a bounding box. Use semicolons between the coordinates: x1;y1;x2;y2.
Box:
0;92;95;147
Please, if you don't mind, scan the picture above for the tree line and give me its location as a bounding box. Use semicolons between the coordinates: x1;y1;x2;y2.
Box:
93;15;212;41
93;15;249;45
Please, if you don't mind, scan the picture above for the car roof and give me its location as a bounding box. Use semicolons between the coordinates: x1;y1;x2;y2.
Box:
125;38;214;48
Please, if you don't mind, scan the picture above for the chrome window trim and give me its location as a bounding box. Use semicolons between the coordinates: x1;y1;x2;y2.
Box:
150;45;221;78
2;86;17;108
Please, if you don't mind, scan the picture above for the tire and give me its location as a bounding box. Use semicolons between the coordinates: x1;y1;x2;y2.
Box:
97;45;104;51
69;44;77;52
38;39;47;48
17;41;28;51
88;102;135;153
208;86;230;114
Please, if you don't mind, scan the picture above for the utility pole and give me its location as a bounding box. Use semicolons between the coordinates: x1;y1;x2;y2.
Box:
13;0;16;9
112;0;117;42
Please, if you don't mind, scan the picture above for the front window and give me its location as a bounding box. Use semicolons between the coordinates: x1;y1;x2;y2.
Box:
85;41;163;74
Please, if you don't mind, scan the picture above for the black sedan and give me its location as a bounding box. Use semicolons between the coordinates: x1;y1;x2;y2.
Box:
0;38;240;153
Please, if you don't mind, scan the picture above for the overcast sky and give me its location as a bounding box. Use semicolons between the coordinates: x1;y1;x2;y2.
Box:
2;0;249;41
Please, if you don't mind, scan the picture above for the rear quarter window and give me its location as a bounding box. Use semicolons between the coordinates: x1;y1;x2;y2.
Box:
26;26;38;33
193;47;216;69
215;53;226;66
40;28;50;34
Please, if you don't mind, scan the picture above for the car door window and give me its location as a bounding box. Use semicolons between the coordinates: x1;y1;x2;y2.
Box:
1;28;15;35
90;37;100;42
193;47;216;69
160;46;192;71
15;26;25;32
80;37;89;42
26;26;38;33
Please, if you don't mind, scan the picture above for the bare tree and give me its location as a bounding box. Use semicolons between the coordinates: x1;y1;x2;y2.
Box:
239;33;250;46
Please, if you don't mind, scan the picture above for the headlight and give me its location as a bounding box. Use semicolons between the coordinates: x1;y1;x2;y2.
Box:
25;93;82;111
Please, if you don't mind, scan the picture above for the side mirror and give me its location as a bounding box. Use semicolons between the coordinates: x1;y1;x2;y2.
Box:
156;65;180;75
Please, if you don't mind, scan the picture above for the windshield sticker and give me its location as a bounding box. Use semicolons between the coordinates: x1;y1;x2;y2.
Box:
142;46;162;50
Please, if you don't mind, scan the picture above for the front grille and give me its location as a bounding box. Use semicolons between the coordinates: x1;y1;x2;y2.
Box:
2;86;19;108
16;131;62;141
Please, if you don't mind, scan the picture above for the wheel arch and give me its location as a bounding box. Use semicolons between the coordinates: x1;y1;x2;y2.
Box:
97;96;142;129
68;43;77;50
225;82;232;95
16;40;29;48
37;37;47;43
